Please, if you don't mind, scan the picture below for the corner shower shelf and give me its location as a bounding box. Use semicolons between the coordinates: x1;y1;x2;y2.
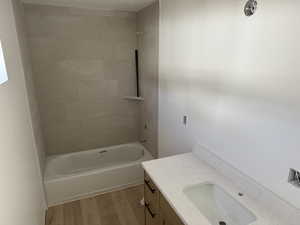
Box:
123;96;144;102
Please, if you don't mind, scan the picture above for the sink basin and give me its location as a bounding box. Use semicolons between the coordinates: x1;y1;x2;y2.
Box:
183;183;256;225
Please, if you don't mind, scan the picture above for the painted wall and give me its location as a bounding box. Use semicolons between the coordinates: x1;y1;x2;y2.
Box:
159;0;300;208
137;2;159;157
24;4;140;155
0;0;46;224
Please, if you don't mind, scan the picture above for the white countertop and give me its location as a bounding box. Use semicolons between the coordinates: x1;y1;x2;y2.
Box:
142;153;286;225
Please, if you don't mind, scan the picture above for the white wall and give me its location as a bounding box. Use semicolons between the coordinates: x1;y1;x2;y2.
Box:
0;0;46;224
159;0;300;209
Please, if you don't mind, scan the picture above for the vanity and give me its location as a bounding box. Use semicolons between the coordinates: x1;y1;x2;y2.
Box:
142;152;290;225
144;172;185;225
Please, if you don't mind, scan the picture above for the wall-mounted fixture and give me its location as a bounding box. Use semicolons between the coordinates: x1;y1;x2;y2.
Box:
244;0;258;17
183;115;188;126
0;41;8;85
123;49;144;102
123;96;144;101
288;168;300;188
135;49;140;97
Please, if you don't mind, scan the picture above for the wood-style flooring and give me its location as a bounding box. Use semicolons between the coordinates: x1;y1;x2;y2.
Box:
46;185;145;225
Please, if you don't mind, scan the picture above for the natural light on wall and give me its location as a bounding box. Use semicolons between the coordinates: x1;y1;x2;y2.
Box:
0;41;8;85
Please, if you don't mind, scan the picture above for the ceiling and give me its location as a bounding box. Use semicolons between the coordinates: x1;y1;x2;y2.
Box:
21;0;156;12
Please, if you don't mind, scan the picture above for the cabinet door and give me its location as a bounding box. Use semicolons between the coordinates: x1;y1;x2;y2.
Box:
160;195;185;225
144;173;159;212
145;206;159;225
145;172;160;225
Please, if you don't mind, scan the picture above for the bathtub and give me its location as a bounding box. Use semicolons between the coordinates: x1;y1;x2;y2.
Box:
44;142;153;206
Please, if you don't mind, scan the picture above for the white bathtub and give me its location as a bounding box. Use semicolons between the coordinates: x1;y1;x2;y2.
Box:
44;142;153;206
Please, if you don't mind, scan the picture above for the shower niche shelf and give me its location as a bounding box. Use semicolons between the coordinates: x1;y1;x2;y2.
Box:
123;96;144;102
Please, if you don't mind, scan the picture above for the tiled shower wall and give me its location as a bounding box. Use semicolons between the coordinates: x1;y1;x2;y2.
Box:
137;2;159;158
24;4;140;155
13;1;46;170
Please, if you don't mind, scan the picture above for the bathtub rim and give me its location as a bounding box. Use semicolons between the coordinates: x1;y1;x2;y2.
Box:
44;142;153;182
46;142;146;161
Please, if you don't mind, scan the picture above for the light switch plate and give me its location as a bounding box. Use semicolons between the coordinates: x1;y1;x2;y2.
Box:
0;41;8;85
288;168;300;188
183;115;188;126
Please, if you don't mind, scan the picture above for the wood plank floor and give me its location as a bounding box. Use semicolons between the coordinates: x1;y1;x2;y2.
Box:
46;185;145;225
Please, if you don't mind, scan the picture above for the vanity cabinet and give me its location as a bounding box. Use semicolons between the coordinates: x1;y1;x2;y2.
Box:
144;172;160;225
159;195;184;225
144;172;185;225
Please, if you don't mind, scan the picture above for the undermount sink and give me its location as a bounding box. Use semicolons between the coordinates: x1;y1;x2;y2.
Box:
183;183;257;225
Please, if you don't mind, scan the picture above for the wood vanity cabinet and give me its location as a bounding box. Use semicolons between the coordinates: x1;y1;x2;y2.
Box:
144;172;160;225
144;172;185;225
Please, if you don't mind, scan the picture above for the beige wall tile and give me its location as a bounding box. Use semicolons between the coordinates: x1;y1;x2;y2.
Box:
137;2;159;158
13;1;47;172
24;4;140;155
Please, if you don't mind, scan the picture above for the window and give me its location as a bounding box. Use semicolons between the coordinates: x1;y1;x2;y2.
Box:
0;41;8;85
